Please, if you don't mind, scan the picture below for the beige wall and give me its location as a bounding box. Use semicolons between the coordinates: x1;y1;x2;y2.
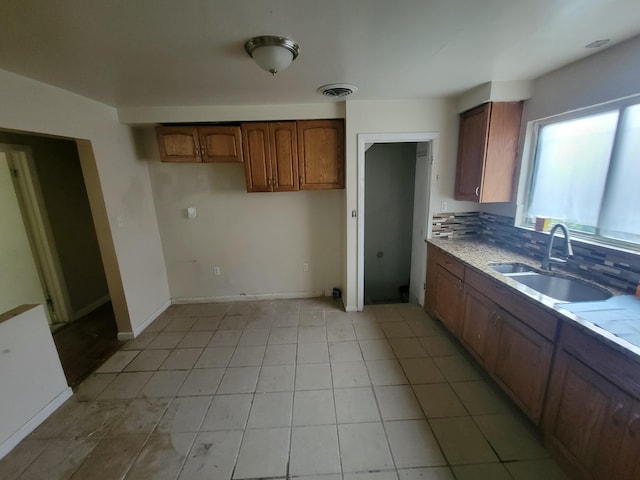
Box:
122;99;474;311
0;154;46;314
343;99;478;310
0;69;170;335
144;128;344;300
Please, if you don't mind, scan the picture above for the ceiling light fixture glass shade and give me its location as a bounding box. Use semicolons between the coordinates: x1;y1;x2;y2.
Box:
244;36;299;75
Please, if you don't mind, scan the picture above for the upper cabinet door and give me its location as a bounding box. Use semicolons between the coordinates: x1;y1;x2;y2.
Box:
156;126;202;163
455;104;490;200
454;102;523;203
241;123;272;192
270;122;299;192
297;119;345;190
198;126;243;163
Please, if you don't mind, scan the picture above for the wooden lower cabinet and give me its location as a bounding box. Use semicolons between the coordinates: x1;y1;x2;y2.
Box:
543;325;640;480
426;243;640;479
492;309;553;423
460;285;552;423
433;265;464;335
461;286;498;368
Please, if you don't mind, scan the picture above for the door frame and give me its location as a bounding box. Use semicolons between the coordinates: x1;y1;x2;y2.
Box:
356;132;438;311
1;144;72;324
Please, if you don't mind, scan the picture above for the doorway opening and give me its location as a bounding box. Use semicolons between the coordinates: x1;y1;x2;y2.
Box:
364;143;417;304
1;133;123;386
357;133;437;311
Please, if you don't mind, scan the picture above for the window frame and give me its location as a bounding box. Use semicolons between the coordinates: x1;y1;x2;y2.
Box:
517;93;640;253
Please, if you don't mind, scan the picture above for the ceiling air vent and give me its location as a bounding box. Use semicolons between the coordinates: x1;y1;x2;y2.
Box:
317;83;358;98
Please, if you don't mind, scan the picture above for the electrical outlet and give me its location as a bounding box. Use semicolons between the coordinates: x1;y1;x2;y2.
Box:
213;266;221;276
441;200;448;212
303;263;309;272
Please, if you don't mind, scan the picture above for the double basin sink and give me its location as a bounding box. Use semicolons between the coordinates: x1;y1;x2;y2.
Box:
490;263;612;303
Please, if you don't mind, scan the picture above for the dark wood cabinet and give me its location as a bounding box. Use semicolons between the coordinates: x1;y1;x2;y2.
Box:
297;119;344;190
241;122;298;192
156;125;242;163
493;308;553;423
426;244;556;425
433;266;464;335
425;245;464;335
454;102;523;203
461;286;498;368
544;324;640;480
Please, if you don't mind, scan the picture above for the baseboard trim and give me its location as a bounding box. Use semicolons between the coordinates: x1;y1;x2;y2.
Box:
172;290;327;304
116;300;171;340
0;387;72;460
70;294;111;321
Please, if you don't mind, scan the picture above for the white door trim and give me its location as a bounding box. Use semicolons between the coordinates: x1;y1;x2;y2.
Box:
356;132;438;311
1;144;72;323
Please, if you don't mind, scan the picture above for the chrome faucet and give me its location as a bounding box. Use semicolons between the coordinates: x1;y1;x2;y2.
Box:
541;223;573;270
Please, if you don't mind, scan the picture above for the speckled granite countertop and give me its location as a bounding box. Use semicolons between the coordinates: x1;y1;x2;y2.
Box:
428;237;640;362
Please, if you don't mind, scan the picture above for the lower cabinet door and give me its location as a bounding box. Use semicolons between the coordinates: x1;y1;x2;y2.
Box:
543;350;630;479
461;286;498;369
433;266;463;334
492;309;553;424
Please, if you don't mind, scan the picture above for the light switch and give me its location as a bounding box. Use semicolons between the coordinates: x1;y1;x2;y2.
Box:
187;207;197;219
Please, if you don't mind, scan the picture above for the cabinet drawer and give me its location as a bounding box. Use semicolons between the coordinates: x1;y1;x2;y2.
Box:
465;267;558;341
433;247;465;279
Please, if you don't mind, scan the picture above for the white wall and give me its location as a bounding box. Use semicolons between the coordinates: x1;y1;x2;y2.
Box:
344;99;478;311
0;69;170;335
0;305;71;459
483;34;640;219
0;154;46;314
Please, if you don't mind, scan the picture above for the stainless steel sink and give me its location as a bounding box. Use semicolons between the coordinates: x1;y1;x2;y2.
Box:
490;263;612;302
504;272;611;302
490;263;535;274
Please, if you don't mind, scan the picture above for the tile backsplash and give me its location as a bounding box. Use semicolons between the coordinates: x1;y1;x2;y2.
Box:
431;211;640;295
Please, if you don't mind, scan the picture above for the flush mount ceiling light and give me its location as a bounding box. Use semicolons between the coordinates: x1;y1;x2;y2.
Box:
317;83;358;98
244;36;299;75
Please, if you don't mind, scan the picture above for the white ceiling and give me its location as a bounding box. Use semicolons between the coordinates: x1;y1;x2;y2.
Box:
1;0;639;108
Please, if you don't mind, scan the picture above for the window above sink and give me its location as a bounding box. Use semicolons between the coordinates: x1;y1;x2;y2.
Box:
517;94;640;252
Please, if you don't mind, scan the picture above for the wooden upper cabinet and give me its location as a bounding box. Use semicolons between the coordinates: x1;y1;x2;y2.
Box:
156;126;201;163
454;101;523;203
198;126;242;163
156;125;242;163
242;123;272;192
241;122;298;192
270;122;299;192
297;119;345;190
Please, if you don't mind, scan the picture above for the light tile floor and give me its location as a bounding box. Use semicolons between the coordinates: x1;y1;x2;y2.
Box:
1;299;569;480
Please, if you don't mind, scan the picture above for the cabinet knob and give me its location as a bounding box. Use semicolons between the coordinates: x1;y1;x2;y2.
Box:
299;175;303;184
200;146;206;157
475;186;480;197
267;178;272;186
